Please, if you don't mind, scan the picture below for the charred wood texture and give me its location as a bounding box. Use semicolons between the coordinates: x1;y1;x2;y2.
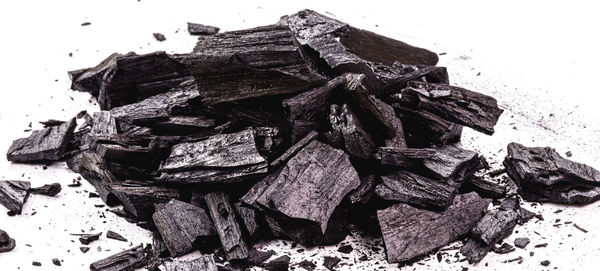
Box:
205;191;249;261
397;81;503;135
376;171;456;209
504;142;600;204
152;199;218;257
391;103;462;147
325;104;376;160
187;23;220;36
377;192;490;263
0;229;16;253
7;118;76;162
69;53;121;97
158;129;267;184
0;180;30;214
89;244;147;271
181;25;326;105
30;183;62;197
162;255;218;271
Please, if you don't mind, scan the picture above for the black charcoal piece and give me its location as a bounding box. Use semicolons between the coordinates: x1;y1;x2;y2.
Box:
348;174;378;205
153;33;166;41
152;231;169;258
89;244;147;271
422;145;482;187
181;25;325;105
39;119;65;127
109;78;199;124
78;233;101;245
30;183;62;197
0;229;16;253
493;243;515;254
377;192;490;263
504;142;600;204
246;140;360;235
152;199;217;257
97;51;190;110
298;260;317;271
465;174;508;198
204;191;249;262
234;202;263;242
69;53;121;96
541;260;550;266
106;230;127;242
248;248;276;266
262;255;290;271
282;76;346;123
270;130;318;169
187;22;219;35
32;261;41;266
91;111;118;135
373;97;407;148
52;258;61;266
280;9;438;67
325;104;376;160
80;247;90;253
514;237;530;248
517;207;536;225
391;103;462;147
7;118;76;162
398;81;503;135
322;256;341;270
0;180;30;214
376;147;436;167
460;197;520;263
337;244;353;254
375;170;456;209
161;255;218;271
107;183;180;220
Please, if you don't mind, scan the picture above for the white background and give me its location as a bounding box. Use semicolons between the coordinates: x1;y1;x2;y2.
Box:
0;0;599;270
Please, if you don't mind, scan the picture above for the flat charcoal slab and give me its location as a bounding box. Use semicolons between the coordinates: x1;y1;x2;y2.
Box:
375;170;456;209
282;76;346;122
152;199;217;257
162;255;218;271
109;78;199;124
89;244;147;271
391;103;462;147
108;184;180;220
0;180;30;214
7;118;76;162
69;53;121;96
377;192;490;263
97;51;190;109
504;142;600;204
422;145;481;186
181;24;325;105
205;191;249;261
248;140;360;233
377;147;436;167
187;22;219;35
461;198;520;263
158;129;267;184
398;81;503;135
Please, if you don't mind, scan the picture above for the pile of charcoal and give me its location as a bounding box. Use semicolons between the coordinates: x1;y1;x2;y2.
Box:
2;9;600;271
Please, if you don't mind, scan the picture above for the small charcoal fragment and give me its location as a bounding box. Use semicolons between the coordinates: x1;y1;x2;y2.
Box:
0;180;31;214
298;260;317;271
80;247;90;253
52;258;61;266
322;256;341;270
79;233;101;245
204;191;249;262
106;230;127;242
161;255;218;271
7;118;76;162
534;243;548;248
261;255;290;271
0;229;16;253
514;237;530;248
187;22;219;35
30;183;62;197
493;243;515;254
337;244;353;254
574;224;588;233
541;260;550;266
153;33;166;41
32;261;41;266
89;244;147;271
248;248;276;266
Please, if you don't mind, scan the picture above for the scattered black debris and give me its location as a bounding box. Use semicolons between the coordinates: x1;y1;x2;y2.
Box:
30;183;62;196
67;180;81;187
574;224;588;233
298;260;317;271
32;261;41;266
514;237;530;248
565;151;572;157
534;243;548;248
81;22;91;26
187;22;220;35
78;233;101;245
80;247;90;253
106;230;127;242
248;249;276;266
493;243;515;254
337;244;353;254
541;260;550;266
0;229;16;253
88;192;99;198
153;33;166;41
52;258;61;266
261;255;290;271
323;256;341;270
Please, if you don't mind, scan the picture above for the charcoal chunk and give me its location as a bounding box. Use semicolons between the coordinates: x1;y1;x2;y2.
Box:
375;170;456;209
79;233;101;245
514;237;530;248
7;118;76;162
89;244;147;271
422;145;482;187
152;199;218;257
504;142;600;204
30;183;62;197
0;229;16;253
69;53;121;96
377;192;490;263
161;255;218;271
204;191;249;262
325;104;376;160
0;180;30;214
158;129;267;184
187;22;219;35
261;255;290;271
106;230;127;242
